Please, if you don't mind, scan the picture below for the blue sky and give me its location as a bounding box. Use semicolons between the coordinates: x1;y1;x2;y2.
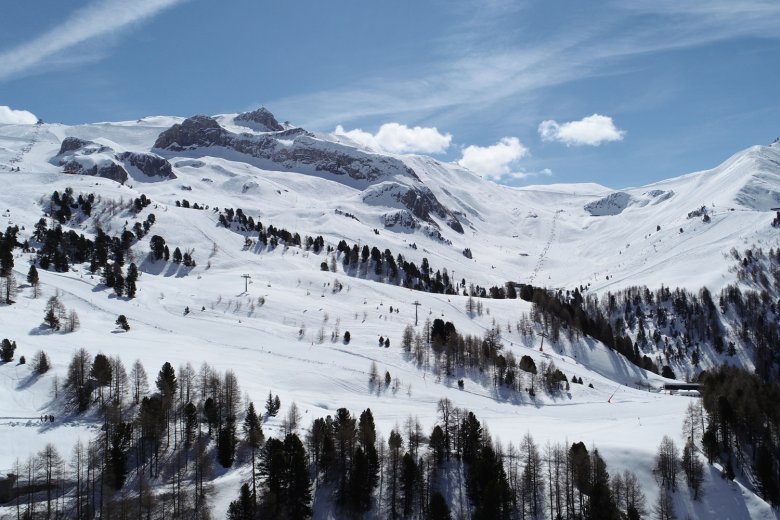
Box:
1;0;779;188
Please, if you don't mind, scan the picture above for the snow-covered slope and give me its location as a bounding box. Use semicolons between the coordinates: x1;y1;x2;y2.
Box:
0;113;778;519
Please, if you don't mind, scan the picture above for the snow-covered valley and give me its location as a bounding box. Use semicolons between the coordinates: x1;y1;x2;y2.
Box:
0;112;778;519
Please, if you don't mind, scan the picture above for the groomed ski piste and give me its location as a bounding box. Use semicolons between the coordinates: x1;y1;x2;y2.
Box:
0;116;778;519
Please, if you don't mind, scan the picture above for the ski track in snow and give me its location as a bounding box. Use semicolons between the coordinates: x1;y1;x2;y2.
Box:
528;209;563;284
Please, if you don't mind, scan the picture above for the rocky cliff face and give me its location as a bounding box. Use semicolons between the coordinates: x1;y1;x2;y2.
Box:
53;138;175;183
62;160;128;183
153;115;414;182
154;113;464;233
117;152;175;179
152;115;225;150
58;137;105;155
234;108;284;132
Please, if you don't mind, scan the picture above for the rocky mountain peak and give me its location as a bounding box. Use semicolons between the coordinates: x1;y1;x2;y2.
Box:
234;107;284;132
151;114;464;234
153;115;226;150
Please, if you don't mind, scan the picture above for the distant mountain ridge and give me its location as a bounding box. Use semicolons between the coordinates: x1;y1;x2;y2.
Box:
151;110;465;234
1;109;780;519
0;107;778;295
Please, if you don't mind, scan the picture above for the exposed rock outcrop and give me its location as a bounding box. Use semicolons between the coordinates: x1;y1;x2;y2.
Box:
584;189;674;216
154;114;464;233
62;160;129;183
382;210;419;230
53;138;175;182
58;137;94;155
117;152;176;179
154;116;416;181
234;108;284;132
153;115;225;150
584;192;633;216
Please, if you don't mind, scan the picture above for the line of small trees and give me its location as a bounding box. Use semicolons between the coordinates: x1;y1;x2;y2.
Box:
9;348;713;519
149;235;196;267
400;318;573;398
226;397;653;520
213;205;497;297
0;338;50;373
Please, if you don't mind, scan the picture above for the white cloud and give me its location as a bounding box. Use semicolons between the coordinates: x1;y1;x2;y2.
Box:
333;123;452;154
457;137;529;179
539;114;625;146
0;0;187;81
0;106;38;125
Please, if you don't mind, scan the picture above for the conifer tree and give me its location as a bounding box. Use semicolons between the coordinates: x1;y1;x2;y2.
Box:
43;296;63;329
125;263;138;298
400;452;418;517
32;350;50;374
113;263;125;297
227;483;254;520
283;433;312;518
183;402;197;447
27;264;40;298
259;437;285;516
115;314;130;331
218;418;238;468
387;429;404;519
265;391;280;416
428;491;451;520
334;408;357;504
155;362;177;400
0;338;16;362
243;402;264;506
347;408;379;511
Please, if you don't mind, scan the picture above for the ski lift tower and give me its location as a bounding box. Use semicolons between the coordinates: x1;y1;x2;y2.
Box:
241;274;251;293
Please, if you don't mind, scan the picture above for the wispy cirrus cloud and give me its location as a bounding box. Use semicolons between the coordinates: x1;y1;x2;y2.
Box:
0;0;187;81
269;0;780;130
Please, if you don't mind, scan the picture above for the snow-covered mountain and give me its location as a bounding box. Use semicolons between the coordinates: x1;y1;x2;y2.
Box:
0;110;778;519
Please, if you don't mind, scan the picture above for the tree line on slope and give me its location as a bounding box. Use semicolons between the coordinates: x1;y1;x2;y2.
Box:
214;205;690;379
397;318;573;398
216;205;507;298
6;345;729;520
4;350;287;519
520;245;780;384
0;188;204;307
227;396;653;520
699;365;780;507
